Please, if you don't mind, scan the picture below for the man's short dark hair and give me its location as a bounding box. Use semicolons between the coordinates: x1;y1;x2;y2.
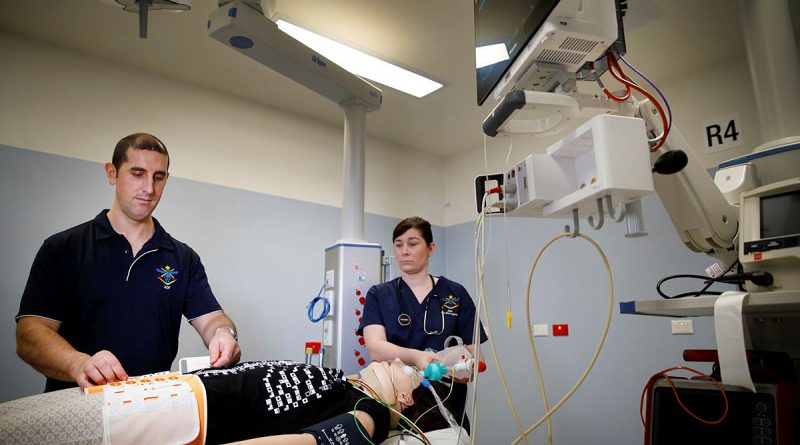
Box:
112;133;170;171
392;217;433;245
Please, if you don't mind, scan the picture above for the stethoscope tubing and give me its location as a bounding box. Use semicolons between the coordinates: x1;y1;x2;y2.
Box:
395;275;445;335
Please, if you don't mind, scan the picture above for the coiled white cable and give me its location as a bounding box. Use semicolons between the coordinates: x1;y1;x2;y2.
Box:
512;232;614;445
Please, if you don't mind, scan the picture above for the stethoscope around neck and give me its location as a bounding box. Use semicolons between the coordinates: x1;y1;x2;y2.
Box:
396;275;444;335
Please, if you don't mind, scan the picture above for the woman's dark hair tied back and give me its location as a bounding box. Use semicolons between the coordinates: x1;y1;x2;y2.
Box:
393;217;433;245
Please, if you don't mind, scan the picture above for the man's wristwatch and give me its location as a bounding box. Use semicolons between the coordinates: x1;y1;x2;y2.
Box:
215;326;238;341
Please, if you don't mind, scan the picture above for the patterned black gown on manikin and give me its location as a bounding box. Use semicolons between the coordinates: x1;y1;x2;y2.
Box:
193;360;390;445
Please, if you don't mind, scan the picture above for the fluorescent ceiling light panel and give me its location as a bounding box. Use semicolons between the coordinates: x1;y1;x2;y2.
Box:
276;20;443;98
476;43;510;69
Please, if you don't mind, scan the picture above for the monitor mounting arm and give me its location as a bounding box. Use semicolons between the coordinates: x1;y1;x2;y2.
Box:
638;99;739;264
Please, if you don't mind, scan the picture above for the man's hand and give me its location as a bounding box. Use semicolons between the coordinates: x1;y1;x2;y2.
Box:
16;316;127;386
209;328;241;368
191;312;241;368
72;350;128;388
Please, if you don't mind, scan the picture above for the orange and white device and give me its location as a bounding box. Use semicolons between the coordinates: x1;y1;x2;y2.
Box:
86;371;207;445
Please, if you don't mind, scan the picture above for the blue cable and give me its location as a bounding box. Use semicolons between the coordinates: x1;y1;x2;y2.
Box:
307;284;329;323
617;53;673;134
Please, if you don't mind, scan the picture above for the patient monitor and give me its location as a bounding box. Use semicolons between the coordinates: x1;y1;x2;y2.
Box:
738;167;800;292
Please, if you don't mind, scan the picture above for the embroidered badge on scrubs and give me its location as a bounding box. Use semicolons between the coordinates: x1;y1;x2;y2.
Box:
156;265;179;288
442;294;460;312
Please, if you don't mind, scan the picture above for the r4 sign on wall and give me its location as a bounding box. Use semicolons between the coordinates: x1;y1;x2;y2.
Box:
702;112;744;154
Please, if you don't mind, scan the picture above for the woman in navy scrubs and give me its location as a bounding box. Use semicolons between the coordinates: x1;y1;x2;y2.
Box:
357;216;487;431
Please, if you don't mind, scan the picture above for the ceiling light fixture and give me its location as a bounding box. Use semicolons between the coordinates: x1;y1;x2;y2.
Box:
476;43;510;69
276;19;443;98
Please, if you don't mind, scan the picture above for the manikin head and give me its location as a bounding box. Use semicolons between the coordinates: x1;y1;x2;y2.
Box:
358;358;421;413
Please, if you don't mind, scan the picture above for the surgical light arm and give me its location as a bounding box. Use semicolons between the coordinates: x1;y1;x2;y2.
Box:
210;0;382;242
209;1;382;112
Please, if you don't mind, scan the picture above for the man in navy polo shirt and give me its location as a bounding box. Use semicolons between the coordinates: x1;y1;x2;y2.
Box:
15;133;241;392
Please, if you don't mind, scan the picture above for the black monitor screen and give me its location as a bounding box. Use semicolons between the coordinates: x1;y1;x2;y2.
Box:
474;0;559;105
760;190;800;239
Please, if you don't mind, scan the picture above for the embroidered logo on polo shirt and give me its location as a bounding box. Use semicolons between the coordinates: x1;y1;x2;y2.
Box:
442;294;460;314
156;265;179;288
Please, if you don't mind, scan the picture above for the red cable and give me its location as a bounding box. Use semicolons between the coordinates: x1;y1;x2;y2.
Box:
640;366;729;445
602;81;631;101
600;56;632;102
485;186;503;195
604;52;670;152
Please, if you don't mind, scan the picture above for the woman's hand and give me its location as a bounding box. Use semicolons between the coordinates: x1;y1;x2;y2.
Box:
451;375;472;384
414;350;438;371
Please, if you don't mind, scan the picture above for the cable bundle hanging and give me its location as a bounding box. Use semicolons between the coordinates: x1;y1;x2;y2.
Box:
597;51;672;152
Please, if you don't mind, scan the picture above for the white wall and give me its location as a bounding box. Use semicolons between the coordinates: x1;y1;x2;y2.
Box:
444;55;765;226
0;31;446;225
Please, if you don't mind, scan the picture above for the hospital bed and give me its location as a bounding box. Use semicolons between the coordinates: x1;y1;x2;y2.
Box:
0;389;468;445
0;357;469;445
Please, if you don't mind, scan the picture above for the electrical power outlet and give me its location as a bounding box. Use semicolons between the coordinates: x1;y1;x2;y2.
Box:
322;319;333;345
474;173;504;214
533;324;549;336
325;269;335;288
324;290;335;316
671;319;694;335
